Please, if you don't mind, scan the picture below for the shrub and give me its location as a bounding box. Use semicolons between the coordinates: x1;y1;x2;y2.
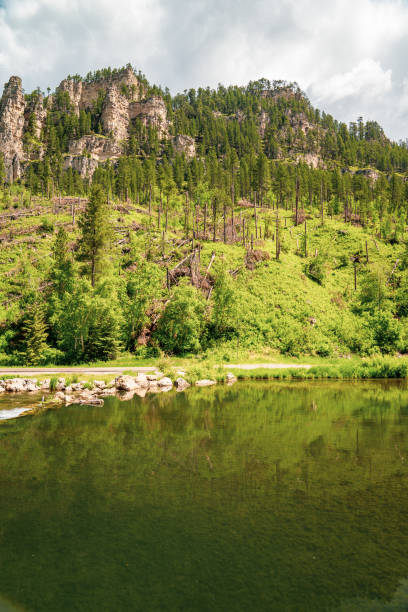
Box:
371;311;401;354
305;255;326;285
155;280;207;354
39;217;54;233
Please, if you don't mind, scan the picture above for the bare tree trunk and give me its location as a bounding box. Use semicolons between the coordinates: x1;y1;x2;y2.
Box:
304;220;308;257
295;174;299;225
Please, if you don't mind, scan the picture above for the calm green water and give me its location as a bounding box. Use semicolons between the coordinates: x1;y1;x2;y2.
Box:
0;381;408;612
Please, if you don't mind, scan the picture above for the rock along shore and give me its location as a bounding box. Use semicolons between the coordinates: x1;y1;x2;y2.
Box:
0;372;237;408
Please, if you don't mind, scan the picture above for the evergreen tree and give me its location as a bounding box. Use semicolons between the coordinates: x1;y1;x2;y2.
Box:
21;301;48;366
51;227;75;297
78;184;113;287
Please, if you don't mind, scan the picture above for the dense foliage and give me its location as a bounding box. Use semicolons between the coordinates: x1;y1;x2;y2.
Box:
0;67;408;364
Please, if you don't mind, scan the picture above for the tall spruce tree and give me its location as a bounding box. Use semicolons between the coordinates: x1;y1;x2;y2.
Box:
21;301;48;366
78;184;112;287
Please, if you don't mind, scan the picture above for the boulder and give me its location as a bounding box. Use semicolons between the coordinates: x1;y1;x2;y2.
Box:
115;375;140;391
195;379;217;387
157;377;173;388
41;379;50;390
71;382;84;392
146;374;158;381
4;378;27;393
94;380;106;389
134;373;149;388
226;373;237;384
175;378;190;391
56;378;66;391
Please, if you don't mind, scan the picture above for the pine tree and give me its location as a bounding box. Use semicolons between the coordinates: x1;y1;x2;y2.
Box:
21;302;48;366
78;184;112;287
51;227;75;296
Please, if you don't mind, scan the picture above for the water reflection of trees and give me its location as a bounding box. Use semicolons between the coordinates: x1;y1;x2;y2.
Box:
0;380;408;611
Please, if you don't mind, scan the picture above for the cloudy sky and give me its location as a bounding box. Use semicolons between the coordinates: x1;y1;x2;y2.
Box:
0;0;407;141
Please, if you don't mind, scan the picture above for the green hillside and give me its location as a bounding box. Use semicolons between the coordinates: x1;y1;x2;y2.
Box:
0;67;408;365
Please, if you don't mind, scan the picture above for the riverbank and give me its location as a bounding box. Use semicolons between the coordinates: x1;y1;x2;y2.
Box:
0;355;407;412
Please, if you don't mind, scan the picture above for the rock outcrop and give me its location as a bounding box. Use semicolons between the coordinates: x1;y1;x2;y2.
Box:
101;85;130;141
0;67;173;181
56;66;143;116
173;134;196;158
64;134;123;178
24;93;47;140
129;96;169;137
0;76;25;181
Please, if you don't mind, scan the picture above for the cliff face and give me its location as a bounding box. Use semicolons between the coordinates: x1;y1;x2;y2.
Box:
129;96;169;138
173;134;196;158
65;134;123;178
56;66;143;116
24;93;47;140
0;76;25;181
0;67;169;181
101;85;130;141
54;69;168;175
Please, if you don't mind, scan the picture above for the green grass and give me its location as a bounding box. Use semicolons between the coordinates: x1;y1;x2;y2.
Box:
0;186;407;367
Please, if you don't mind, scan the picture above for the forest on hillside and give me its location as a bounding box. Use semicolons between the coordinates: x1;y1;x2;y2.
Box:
0;70;408;365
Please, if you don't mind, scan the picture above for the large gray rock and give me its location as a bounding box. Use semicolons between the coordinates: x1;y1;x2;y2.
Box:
25;379;39;392
4;378;27;393
94;380;107;389
41;379;50;390
56;378;66;391
175;378;190;391
115;375;140;391
134;373;149;388
157;377;173;388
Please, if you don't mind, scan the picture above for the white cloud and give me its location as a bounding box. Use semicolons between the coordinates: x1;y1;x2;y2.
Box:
0;0;407;140
310;59;392;105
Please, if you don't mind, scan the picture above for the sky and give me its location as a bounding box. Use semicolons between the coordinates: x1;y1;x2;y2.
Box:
0;0;407;141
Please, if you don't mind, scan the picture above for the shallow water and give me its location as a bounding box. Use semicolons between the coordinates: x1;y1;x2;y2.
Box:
0;380;408;611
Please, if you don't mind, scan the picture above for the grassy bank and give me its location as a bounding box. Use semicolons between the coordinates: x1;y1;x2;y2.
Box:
2;356;408;386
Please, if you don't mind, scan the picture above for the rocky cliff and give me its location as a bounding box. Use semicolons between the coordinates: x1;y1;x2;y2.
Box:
65;134;123;178
0;67;171;180
0;76;25;181
56;66;143;116
129;96;169;138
